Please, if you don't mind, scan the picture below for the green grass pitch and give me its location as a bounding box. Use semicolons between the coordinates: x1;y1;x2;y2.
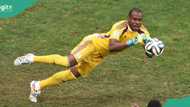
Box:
0;0;190;107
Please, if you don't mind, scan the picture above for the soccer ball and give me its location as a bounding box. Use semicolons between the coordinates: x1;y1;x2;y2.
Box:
145;38;165;57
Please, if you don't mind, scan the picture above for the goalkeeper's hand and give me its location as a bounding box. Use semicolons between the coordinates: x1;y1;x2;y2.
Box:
142;35;152;44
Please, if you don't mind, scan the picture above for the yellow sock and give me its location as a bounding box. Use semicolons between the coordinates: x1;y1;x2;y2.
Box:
34;54;69;67
39;69;76;89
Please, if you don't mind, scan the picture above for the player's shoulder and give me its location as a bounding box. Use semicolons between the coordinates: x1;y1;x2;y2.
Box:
110;20;127;32
113;20;127;27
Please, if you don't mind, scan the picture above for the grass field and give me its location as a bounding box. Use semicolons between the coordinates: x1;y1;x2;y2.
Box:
0;0;190;107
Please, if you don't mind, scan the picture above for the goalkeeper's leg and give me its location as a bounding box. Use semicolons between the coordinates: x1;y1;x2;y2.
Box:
29;66;81;103
14;41;94;67
29;54;102;103
14;34;96;67
33;54;77;67
14;53;77;67
39;68;78;89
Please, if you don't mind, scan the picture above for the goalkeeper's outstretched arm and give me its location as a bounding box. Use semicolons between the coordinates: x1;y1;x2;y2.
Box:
109;39;129;52
109;38;138;52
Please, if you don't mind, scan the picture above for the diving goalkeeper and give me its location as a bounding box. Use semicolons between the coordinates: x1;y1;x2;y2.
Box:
14;8;151;103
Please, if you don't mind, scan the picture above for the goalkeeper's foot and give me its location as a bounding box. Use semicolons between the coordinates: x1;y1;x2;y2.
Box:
14;53;34;66
29;80;41;103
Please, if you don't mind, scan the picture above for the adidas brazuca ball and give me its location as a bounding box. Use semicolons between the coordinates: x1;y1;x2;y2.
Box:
145;38;165;57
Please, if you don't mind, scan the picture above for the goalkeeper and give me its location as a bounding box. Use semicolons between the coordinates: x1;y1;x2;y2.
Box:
14;8;151;103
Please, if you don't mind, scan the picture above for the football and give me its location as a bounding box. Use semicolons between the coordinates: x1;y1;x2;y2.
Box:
145;38;165;57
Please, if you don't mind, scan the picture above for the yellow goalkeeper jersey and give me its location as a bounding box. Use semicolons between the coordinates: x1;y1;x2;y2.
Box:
108;20;150;43
92;20;150;56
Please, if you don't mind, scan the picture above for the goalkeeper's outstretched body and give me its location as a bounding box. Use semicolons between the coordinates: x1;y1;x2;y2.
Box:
14;8;151;103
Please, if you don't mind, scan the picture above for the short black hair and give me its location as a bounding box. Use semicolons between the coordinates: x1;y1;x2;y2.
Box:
128;8;143;17
147;100;162;107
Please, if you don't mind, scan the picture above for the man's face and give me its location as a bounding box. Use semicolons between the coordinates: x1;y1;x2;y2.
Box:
128;11;143;31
